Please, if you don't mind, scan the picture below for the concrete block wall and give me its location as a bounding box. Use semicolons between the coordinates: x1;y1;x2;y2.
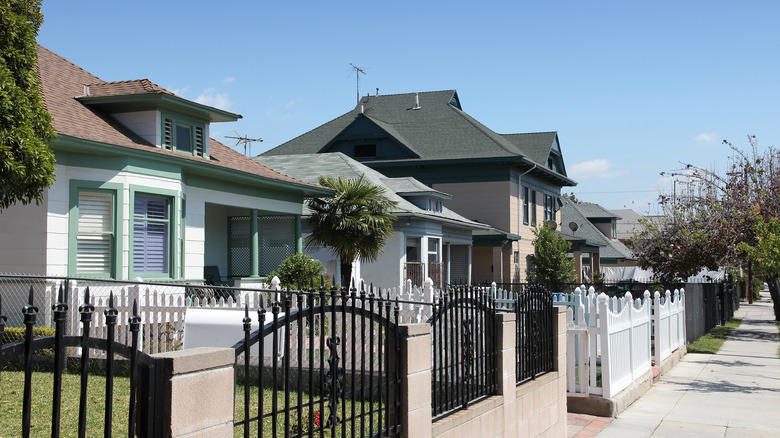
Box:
156;308;567;438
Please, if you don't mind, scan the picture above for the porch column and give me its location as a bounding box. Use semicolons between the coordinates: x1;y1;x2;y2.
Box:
573;251;583;283
250;209;260;278
295;214;303;253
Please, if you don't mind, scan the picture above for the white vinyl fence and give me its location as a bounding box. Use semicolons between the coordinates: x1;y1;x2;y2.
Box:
564;288;686;399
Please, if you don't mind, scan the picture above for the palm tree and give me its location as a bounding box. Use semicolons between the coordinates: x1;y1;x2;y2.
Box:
306;175;397;288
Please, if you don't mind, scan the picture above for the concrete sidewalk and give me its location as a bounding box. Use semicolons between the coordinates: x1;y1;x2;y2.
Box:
595;291;780;437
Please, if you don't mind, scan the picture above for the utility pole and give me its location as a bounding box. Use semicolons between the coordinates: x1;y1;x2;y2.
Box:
226;131;263;156
349;63;366;105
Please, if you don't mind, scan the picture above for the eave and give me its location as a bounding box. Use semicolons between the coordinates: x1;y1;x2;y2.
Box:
76;93;242;123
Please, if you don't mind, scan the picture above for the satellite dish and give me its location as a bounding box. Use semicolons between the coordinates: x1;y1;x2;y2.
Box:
569;222;579;232
545;220;558;230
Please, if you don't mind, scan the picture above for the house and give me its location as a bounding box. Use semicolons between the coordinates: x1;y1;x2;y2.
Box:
0;46;331;284
261;90;576;283
609;208;666;246
256;153;490;288
558;198;636;282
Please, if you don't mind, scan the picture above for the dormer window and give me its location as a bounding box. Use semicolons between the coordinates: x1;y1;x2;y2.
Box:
164;117;205;157
428;199;442;212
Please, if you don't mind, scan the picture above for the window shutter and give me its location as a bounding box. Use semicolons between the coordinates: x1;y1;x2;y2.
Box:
163;119;173;150
134;195;170;274
76;191;113;274
195;127;204;156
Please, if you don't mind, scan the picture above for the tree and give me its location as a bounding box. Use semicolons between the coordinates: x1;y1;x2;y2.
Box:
739;213;780;319
0;0;56;210
526;223;575;286
633;136;780;310
305;176;397;288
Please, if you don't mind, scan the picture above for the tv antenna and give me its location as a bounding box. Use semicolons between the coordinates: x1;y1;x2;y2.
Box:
226;131;263;156
349;63;366;105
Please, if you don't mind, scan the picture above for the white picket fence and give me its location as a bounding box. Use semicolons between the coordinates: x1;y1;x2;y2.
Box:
565;288;686;399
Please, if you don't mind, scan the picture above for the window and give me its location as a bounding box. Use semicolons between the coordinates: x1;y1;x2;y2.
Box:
530;190;537;225
354;144;376;158
428;199;442;212
75;190;115;276
522;187;529;225
163;117;205;157
544;195;557;222
133;195;170;275
612;221;617;239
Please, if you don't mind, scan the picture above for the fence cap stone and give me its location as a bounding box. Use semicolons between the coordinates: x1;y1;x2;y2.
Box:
154;347;235;375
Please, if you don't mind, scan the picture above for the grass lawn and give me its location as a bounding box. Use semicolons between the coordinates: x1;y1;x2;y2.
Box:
0;370;131;438
687;318;742;354
0;369;385;438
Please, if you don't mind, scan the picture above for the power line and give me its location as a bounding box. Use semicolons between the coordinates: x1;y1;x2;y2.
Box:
571;189;659;194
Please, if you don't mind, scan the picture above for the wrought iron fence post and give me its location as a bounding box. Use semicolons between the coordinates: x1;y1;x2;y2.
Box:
127;300;141;438
78;288;95;438
241;304;251;438
51;283;68;437
21;286;39;438
102;293;118;438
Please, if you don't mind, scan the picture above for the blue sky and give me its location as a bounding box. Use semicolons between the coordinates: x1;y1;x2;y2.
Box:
37;1;780;211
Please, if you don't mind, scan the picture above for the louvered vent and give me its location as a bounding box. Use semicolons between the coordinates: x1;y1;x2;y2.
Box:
163;119;173;150
195;127;204;156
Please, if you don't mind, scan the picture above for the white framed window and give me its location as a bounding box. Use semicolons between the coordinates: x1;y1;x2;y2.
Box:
75;191;115;275
523;186;529;225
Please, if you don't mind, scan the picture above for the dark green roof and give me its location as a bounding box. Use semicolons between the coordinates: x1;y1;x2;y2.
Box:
263;90;575;186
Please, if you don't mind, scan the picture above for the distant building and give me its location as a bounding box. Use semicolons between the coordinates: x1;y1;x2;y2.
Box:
559;199;636;282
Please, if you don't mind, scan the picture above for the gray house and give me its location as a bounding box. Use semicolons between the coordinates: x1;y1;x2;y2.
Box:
257;153;489;288
262;90;576;283
559;198;636;282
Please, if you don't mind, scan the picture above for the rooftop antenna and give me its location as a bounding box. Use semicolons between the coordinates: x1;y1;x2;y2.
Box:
349;63;366;105
226;131;263;156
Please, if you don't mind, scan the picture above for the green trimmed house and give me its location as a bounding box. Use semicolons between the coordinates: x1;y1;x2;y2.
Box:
558;198;636;282
0;46;330;283
262;90;576;283
257;153;490;288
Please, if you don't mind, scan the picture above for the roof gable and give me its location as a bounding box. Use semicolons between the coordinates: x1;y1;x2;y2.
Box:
36;45;324;194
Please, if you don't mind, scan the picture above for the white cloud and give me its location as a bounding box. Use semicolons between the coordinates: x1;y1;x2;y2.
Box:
284;98;301;110
568;159;628;179
222;76;235;85
695;132;718;143
195;87;233;111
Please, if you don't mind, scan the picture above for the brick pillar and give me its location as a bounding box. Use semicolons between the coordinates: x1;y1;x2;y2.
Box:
497;311;517;433
401;324;432;438
153;347;235;437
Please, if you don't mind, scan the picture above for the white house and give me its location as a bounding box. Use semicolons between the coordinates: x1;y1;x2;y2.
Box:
257;153;490;288
0;46;331;283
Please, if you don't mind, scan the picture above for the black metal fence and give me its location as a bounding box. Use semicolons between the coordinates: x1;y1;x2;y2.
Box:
232;283;402;437
428;286;497;419
515;285;555;383
0;285;158;437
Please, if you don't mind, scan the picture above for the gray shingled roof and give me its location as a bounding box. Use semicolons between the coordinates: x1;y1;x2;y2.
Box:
559;198;634;260
263;91;573;186
576;202;621;220
256;153;489;230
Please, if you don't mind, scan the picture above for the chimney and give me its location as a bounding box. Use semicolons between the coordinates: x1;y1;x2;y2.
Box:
376;88;379;96
83;85;90;96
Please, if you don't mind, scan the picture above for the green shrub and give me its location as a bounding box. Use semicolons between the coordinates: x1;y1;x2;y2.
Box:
269;253;327;290
2;326;56;356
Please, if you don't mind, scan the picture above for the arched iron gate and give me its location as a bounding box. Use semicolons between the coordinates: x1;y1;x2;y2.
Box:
232;284;402;437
